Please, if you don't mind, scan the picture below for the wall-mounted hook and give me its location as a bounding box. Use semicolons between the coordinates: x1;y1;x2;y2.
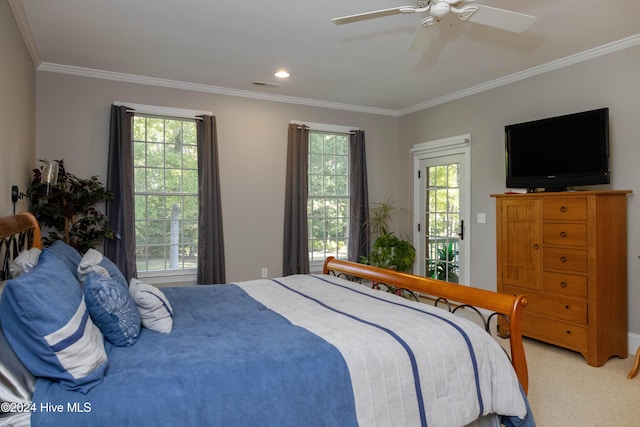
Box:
11;185;26;214
11;185;25;203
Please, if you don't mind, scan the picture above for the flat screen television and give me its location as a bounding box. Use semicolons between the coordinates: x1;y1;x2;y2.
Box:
505;108;610;192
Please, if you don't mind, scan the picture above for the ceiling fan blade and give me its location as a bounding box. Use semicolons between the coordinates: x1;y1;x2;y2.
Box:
332;6;417;25
461;4;536;33
408;18;436;52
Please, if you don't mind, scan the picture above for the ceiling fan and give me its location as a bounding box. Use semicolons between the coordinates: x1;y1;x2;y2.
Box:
332;0;537;51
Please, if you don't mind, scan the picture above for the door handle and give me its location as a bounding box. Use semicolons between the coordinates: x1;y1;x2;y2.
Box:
457;220;464;241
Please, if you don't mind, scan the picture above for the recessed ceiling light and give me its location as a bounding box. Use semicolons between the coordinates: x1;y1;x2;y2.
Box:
274;70;290;78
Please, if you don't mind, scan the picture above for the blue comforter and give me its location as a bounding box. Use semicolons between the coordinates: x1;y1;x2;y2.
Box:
31;275;534;426
32;284;357;426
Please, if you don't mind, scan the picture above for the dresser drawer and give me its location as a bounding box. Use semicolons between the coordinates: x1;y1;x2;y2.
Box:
544;247;588;273
543;272;588;299
543;223;588;246
502;286;587;324
543;198;587;221
521;313;588;352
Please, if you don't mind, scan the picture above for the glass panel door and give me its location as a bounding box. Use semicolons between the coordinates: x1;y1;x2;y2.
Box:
425;161;460;283
417;153;466;284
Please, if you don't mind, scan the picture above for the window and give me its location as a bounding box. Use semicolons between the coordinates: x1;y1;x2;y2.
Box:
133;115;199;273
307;131;350;263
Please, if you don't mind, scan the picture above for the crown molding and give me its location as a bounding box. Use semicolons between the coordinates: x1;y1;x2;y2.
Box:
36;63;399;117
399;33;640;116
19;2;638;120
8;0;40;67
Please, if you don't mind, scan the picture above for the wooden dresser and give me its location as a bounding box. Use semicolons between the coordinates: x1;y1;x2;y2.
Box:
492;190;631;366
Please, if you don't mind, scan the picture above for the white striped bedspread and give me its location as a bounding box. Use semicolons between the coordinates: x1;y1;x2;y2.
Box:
236;274;531;427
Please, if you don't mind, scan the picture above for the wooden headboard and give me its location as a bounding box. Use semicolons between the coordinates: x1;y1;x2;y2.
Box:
0;212;43;281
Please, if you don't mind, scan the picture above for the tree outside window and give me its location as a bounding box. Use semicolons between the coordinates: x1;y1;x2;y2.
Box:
133;116;198;272
307;131;350;263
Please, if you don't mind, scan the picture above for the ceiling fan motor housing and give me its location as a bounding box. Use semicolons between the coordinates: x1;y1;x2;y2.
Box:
430;1;451;18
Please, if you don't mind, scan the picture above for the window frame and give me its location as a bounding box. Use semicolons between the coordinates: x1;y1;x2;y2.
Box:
293;121;358;270
118;102;211;285
411;134;471;284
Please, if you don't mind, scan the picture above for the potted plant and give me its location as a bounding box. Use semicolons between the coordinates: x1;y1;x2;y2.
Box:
27;159;115;253
360;196;416;273
363;232;416;272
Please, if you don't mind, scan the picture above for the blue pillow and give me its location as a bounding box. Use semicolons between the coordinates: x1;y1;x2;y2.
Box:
84;272;141;347
77;249;128;290
46;240;83;278
0;250;107;393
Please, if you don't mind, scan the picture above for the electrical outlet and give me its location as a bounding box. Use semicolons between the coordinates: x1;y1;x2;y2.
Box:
261;268;268;278
477;213;486;224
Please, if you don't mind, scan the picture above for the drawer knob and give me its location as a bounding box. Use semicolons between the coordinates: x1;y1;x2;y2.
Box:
560;281;567;288
560;206;567;213
566;330;571;335
565;305;570;309
560;256;567;263
560;231;567;238
533;244;539;250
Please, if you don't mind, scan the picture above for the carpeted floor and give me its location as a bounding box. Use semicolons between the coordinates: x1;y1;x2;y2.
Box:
523;338;640;426
449;304;640;426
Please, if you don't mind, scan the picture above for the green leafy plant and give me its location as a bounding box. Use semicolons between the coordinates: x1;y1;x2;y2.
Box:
28;159;115;253
360;196;416;273
365;196;397;237
362;232;416;272
427;241;459;282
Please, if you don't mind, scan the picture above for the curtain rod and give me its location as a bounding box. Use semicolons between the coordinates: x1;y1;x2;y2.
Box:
114;102;211;120
123;108;204;121
290;120;359;134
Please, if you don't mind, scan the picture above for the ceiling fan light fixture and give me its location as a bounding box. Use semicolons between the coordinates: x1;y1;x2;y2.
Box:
274;70;290;78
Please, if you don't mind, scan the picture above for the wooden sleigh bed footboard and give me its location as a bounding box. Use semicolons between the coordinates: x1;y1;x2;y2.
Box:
323;256;530;393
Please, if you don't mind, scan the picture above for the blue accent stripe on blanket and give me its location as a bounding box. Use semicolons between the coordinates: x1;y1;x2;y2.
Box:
310;274;485;418
271;278;428;427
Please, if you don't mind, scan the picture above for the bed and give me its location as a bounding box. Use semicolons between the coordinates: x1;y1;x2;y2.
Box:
0;212;534;427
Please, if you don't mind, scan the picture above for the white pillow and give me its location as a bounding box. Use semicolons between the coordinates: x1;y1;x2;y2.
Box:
77;249;128;289
128;278;174;333
8;248;41;279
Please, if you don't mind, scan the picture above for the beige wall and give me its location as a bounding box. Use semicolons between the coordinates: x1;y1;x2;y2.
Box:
0;2;35;216
34;72;400;282
398;45;640;340
28;16;639;341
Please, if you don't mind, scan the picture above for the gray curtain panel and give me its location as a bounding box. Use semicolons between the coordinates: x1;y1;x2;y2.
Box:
105;105;137;281
349;130;369;263
196;115;226;284
282;124;310;276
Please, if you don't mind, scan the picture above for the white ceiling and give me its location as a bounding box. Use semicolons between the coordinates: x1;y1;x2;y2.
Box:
11;0;640;115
